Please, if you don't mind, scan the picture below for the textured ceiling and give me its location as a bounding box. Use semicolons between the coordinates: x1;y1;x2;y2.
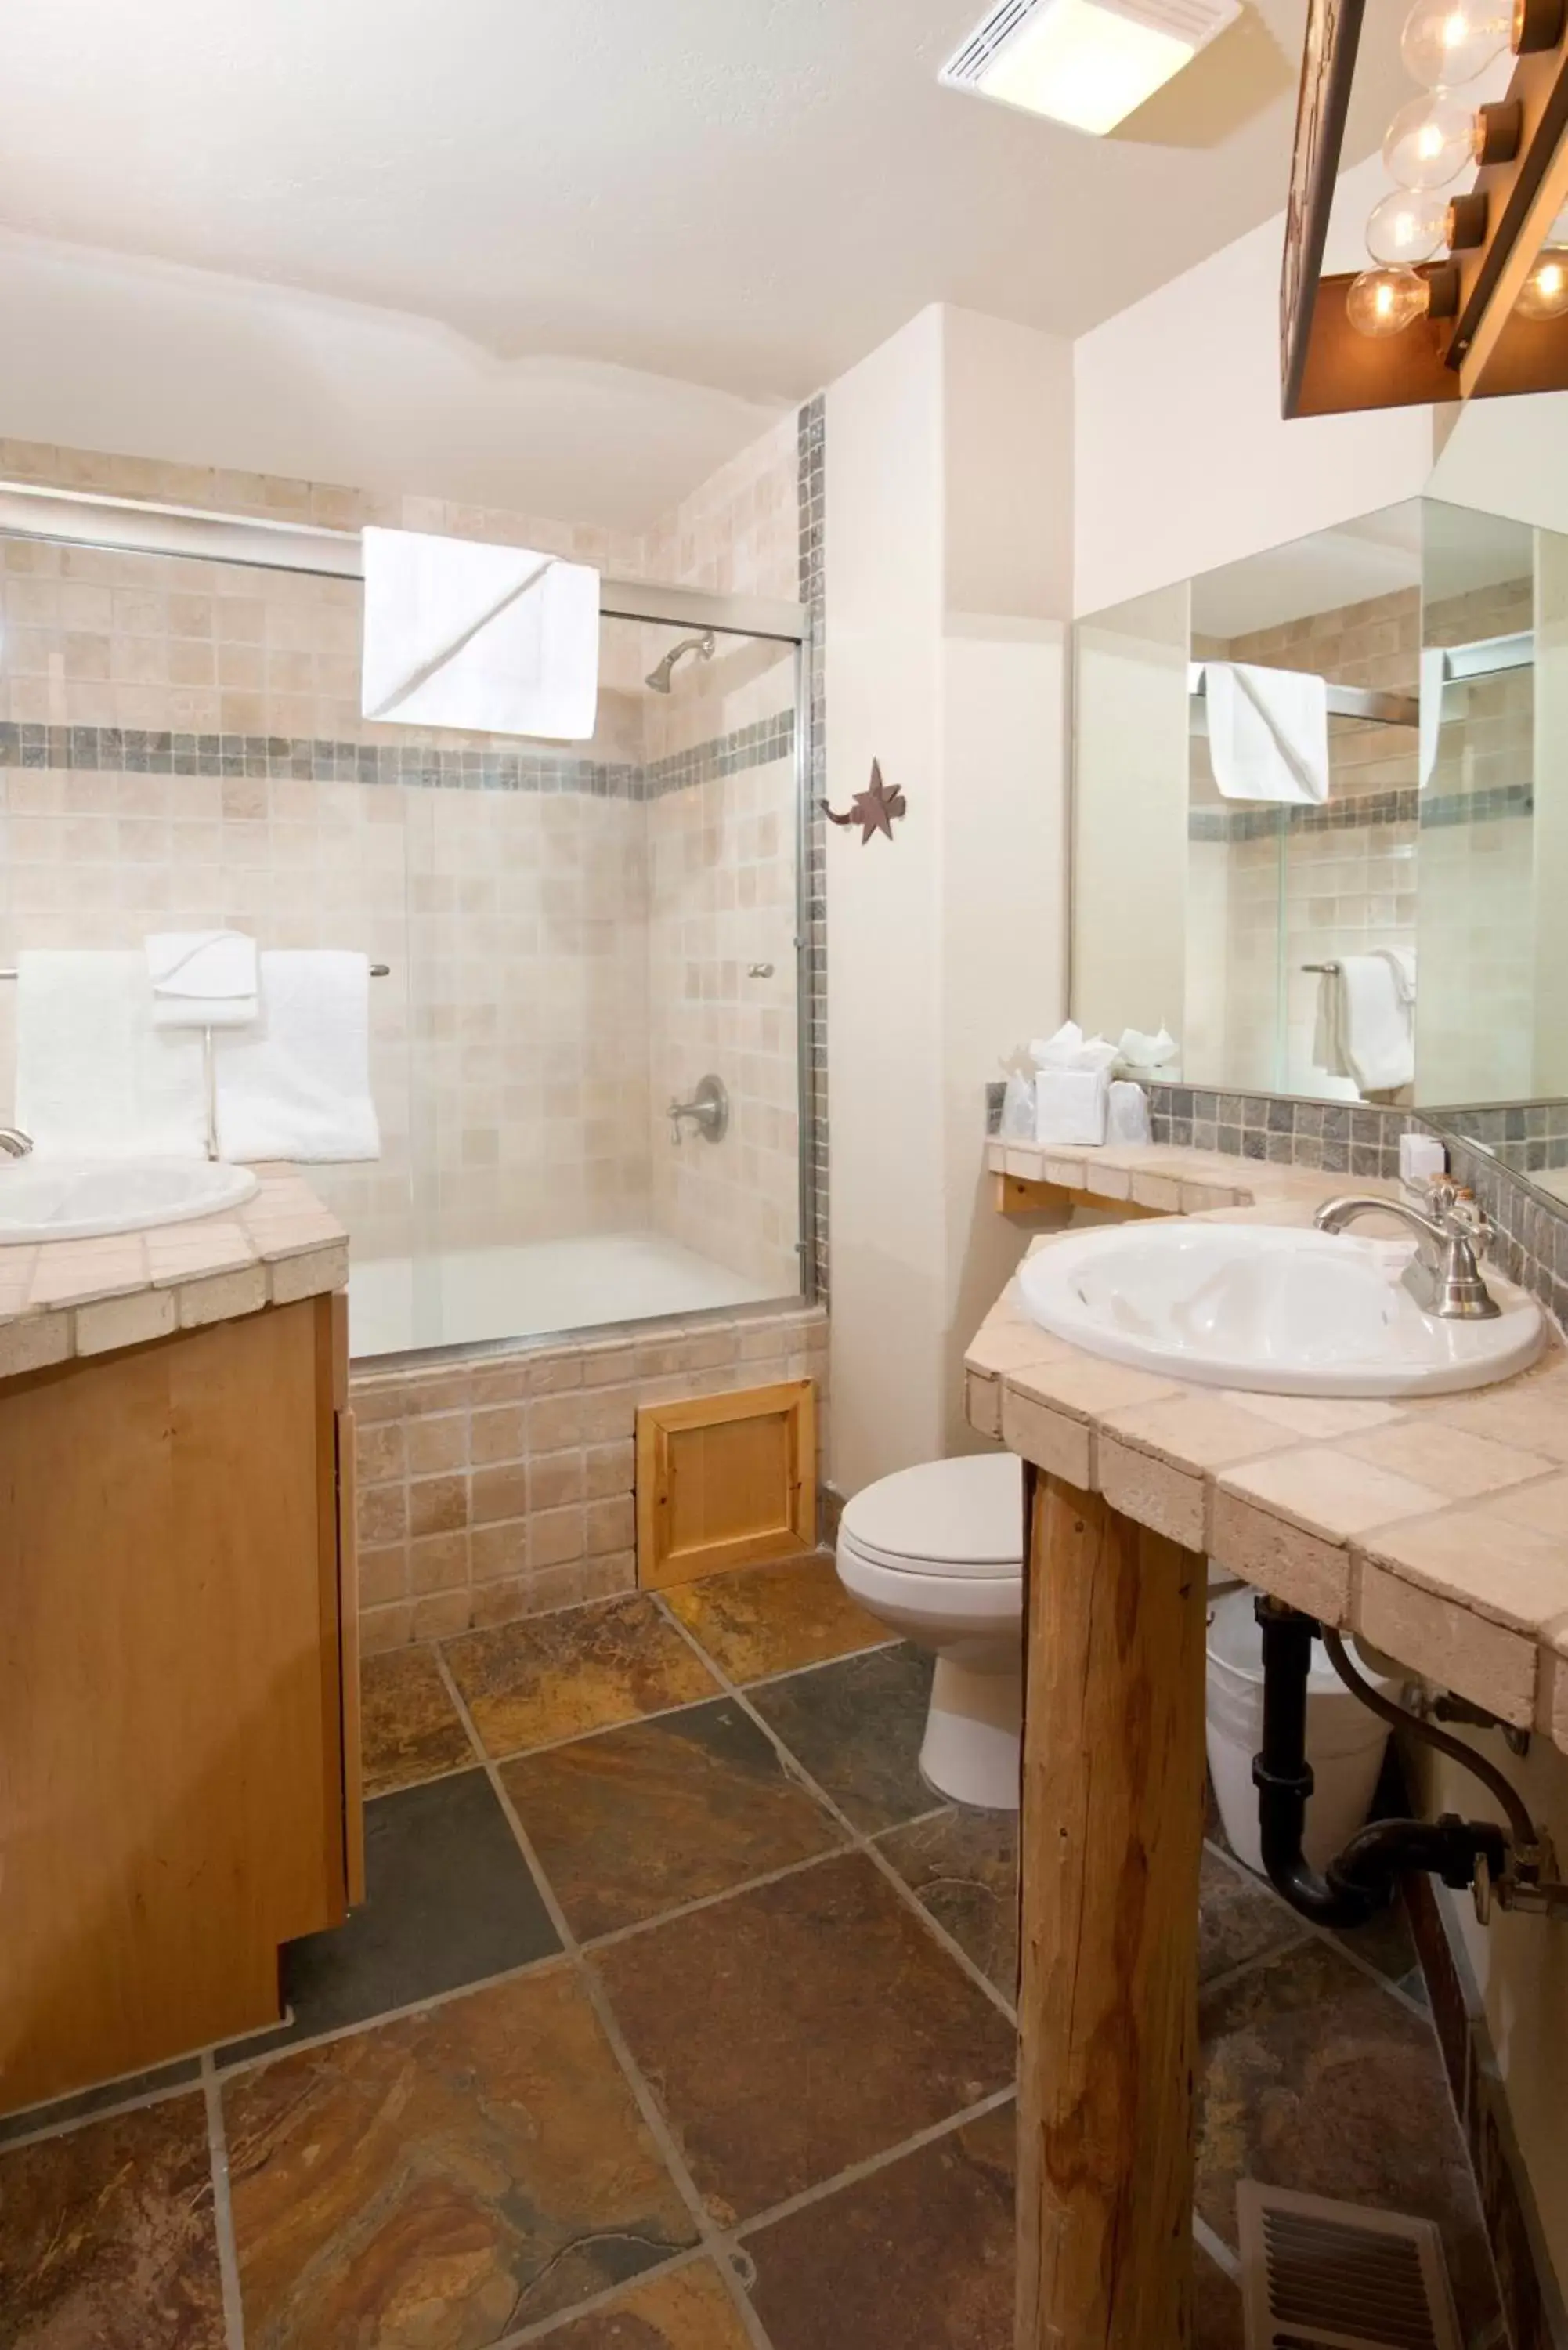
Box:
0;0;1413;403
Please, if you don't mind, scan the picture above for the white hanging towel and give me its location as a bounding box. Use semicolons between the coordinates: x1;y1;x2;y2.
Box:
14;951;208;1158
1204;662;1329;805
145;928;259;1029
213;952;381;1163
1312;950;1416;1094
360;526;599;739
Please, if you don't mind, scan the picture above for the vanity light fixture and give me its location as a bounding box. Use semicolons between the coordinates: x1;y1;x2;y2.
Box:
1282;0;1568;415
939;0;1241;136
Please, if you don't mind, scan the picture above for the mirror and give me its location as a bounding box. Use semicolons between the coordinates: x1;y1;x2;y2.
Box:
1071;497;1565;1184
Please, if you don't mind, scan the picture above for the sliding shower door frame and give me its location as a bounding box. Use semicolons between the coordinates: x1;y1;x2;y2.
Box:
0;476;821;1318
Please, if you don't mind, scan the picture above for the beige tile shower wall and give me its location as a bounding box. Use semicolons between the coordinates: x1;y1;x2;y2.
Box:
646;753;800;1295
351;1298;829;1647
638;412;799;600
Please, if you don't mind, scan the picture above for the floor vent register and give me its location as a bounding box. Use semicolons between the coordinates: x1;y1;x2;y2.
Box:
1238;2181;1462;2350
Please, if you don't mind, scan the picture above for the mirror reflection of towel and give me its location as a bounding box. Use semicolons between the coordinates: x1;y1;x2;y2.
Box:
1203;661;1329;805
1313;951;1416;1094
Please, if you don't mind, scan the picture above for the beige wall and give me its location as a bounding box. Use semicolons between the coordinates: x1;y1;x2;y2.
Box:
825;302;1071;1496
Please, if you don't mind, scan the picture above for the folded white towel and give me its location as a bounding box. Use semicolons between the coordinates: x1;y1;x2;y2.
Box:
213;951;381;1163
1312;953;1415;1094
1035;1067;1110;1148
146;929;259;1029
361;526;600;740
14;951;208;1158
1204;662;1329;805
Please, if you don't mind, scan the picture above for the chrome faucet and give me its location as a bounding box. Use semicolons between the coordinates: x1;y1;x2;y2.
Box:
0;1126;33;1159
668;1074;728;1145
1314;1177;1501;1321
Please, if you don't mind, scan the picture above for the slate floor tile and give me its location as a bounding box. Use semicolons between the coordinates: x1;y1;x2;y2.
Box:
219;1768;559;2063
592;1850;1015;2225
1198;1938;1501;2343
743;2102;1016;2350
748;1643;938;1832
539;2258;753;2347
359;1642;472;1796
444;1594;719;1756
662;1552;886;1683
225;1966;698;2347
0;2093;225;2348
876;1805;1018;1995
500;1697;843;1940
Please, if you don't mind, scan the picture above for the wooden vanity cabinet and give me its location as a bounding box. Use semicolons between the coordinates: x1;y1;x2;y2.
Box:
0;1290;362;2117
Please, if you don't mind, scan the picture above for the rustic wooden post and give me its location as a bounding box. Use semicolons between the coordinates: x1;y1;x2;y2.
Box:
1017;1470;1209;2348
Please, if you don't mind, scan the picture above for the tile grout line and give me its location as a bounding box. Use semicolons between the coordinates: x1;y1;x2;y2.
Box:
650;1596;1021;2028
491;2248;713;2347
0;2068;207;2157
724;2083;1018;2247
211;1950;569;2083
430;1647;782;2350
201;2052;247;2350
1193;2210;1241;2283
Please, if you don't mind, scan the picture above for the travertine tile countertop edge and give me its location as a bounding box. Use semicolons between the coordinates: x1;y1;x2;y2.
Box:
970;1141;1568;1757
0;1166;348;1376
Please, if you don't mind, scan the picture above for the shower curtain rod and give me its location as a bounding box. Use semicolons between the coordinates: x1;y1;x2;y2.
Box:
1189;671;1418;728
0;479;809;645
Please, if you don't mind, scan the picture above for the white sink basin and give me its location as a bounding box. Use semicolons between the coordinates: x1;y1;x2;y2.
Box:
0;1158;259;1245
1017;1221;1544;1397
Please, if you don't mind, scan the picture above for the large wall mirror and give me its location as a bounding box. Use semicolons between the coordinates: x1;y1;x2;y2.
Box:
1071;494;1566;1202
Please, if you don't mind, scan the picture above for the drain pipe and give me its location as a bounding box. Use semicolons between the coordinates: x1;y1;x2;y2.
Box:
1252;1598;1509;1929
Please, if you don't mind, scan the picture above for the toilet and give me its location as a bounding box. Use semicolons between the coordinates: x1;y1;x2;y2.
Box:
835;1452;1023;1811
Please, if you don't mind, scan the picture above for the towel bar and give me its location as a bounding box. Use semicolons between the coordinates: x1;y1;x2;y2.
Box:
0;963;392;979
1302;960;1342;974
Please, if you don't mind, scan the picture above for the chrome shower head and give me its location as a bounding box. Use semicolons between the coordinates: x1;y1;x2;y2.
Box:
645;630;716;693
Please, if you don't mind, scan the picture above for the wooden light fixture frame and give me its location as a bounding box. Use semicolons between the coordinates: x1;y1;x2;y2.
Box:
1282;0;1568;417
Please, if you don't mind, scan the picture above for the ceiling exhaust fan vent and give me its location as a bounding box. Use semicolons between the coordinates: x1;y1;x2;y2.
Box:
940;0;1239;91
1238;2183;1462;2350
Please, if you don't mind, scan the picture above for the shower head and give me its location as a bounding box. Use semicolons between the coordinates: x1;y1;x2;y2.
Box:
645;630;716;693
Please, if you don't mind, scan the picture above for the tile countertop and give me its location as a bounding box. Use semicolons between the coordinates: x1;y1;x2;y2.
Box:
968;1150;1568;1758
0;1166;349;1378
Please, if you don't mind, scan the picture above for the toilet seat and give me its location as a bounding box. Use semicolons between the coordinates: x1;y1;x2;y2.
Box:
837;1452;1022;1578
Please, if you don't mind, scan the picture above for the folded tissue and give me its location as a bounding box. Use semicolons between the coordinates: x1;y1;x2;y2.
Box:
1106;1079;1151;1145
1031;1024;1117;1147
1115;1026;1180;1083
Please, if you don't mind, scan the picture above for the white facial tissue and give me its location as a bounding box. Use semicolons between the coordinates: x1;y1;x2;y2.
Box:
1106;1081;1151;1145
1031;1021;1118;1074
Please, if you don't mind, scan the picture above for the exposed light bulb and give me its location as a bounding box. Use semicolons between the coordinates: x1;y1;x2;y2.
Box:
1400;0;1512;87
1516;248;1568;318
1382;92;1482;189
1367;187;1452;266
1346;266;1433;338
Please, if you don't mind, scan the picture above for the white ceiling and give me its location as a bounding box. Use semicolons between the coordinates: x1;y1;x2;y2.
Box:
0;0;1414;407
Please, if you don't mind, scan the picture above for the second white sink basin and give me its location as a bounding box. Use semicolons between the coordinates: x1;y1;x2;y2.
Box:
0;1158;259;1245
1017;1221;1543;1397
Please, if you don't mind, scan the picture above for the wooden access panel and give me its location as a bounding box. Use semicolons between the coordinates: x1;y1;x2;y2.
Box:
0;1296;349;2115
636;1379;816;1589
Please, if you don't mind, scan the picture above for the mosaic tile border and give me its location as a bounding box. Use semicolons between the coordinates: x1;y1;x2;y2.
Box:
1439;1100;1568;1176
982;1076;1568;1326
800;392;829;1306
1187;783;1532;843
0;715;793;802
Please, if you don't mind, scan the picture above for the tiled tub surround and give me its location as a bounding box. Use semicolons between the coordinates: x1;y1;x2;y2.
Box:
0;415;822;1318
350;1300;829;1649
0;1166;346;1375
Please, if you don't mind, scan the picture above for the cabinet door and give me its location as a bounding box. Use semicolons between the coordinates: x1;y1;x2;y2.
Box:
0;1299;346;2113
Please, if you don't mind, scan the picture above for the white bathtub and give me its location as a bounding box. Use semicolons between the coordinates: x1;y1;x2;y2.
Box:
349;1231;784;1358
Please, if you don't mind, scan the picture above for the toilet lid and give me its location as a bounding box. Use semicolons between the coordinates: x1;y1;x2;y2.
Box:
839;1453;1022;1578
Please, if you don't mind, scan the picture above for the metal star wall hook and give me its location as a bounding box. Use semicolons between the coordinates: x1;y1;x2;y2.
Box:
820;758;907;844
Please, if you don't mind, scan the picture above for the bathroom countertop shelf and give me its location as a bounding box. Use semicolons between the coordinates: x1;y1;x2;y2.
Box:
985;1133;1391;1218
968;1164;1568;1755
0;1164;348;1376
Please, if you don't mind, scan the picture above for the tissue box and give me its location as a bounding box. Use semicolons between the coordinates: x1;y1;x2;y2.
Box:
1035;1068;1109;1148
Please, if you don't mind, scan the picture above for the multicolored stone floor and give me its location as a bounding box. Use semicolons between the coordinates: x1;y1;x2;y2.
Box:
0;1552;1504;2348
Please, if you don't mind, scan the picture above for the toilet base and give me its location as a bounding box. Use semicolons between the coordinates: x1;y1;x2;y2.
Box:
919;1654;1022;1811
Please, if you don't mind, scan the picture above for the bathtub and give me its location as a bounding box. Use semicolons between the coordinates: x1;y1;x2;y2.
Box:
349;1230;785;1358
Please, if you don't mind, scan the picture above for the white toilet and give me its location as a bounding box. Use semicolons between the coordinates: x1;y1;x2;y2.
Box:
835;1452;1024;1812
